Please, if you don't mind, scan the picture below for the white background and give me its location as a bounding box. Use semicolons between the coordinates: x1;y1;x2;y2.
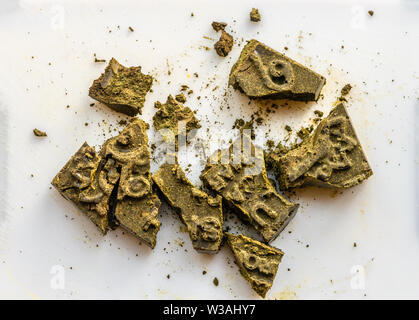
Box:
0;0;418;299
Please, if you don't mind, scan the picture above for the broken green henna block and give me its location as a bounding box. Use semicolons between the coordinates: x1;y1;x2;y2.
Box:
269;103;373;190
52;120;161;247
226;233;284;298
229;39;326;101
114;194;161;248
153;163;223;254
51;142;110;234
153;95;201;137
100;119;161;248
200;135;298;243
89;58;153;116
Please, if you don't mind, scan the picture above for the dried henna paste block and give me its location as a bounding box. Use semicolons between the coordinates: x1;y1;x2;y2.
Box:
99;119;161;248
226;233;284;298
89;58;153;116
200;135;298;243
153;163;223;254
229;40;325;101
52;119;161;248
51;143;111;234
269;103;373;190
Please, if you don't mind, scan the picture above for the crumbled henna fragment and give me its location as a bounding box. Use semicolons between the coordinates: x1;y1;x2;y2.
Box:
153;163;223;254
213;277;219;286
211;21;227;32
200;134;298;243
250;8;261;22
226;233;283;298
89;58;153;116
153;95;201;137
33;128;47;137
229;40;325;101
214;31;233;57
340;84;352;96
269;103;373;190
175;93;186;103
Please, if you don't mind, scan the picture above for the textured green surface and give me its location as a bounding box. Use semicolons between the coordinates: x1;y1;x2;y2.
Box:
250;8;261;22
100;119;161;248
229;39;325;101
52;120;161;248
153;163;223;254
269;103;373;190
51;142;110;234
226;233;283;298
200;135;298;243
214;31;233;57
89;58;153;116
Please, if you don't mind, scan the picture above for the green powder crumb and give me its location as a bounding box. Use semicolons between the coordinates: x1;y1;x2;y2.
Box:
175;93;186;103
93;53;106;63
33;128;47;137
341;84;352;96
250;8;261;22
213;277;219;286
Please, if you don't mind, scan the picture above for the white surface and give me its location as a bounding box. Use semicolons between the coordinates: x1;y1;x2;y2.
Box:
0;0;418;300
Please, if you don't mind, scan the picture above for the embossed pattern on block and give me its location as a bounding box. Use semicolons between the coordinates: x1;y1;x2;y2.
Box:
153;163;223;254
52;119;161;248
200;135;298;243
229;39;325;101
51;142;110;234
270;103;373;190
226;233;284;298
100;119;161;248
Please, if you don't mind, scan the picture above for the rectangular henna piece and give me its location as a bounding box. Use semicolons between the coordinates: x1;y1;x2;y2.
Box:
153;163;223;254
229;39;325;101
200;135;298;243
99;119;161;248
51;142;111;234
